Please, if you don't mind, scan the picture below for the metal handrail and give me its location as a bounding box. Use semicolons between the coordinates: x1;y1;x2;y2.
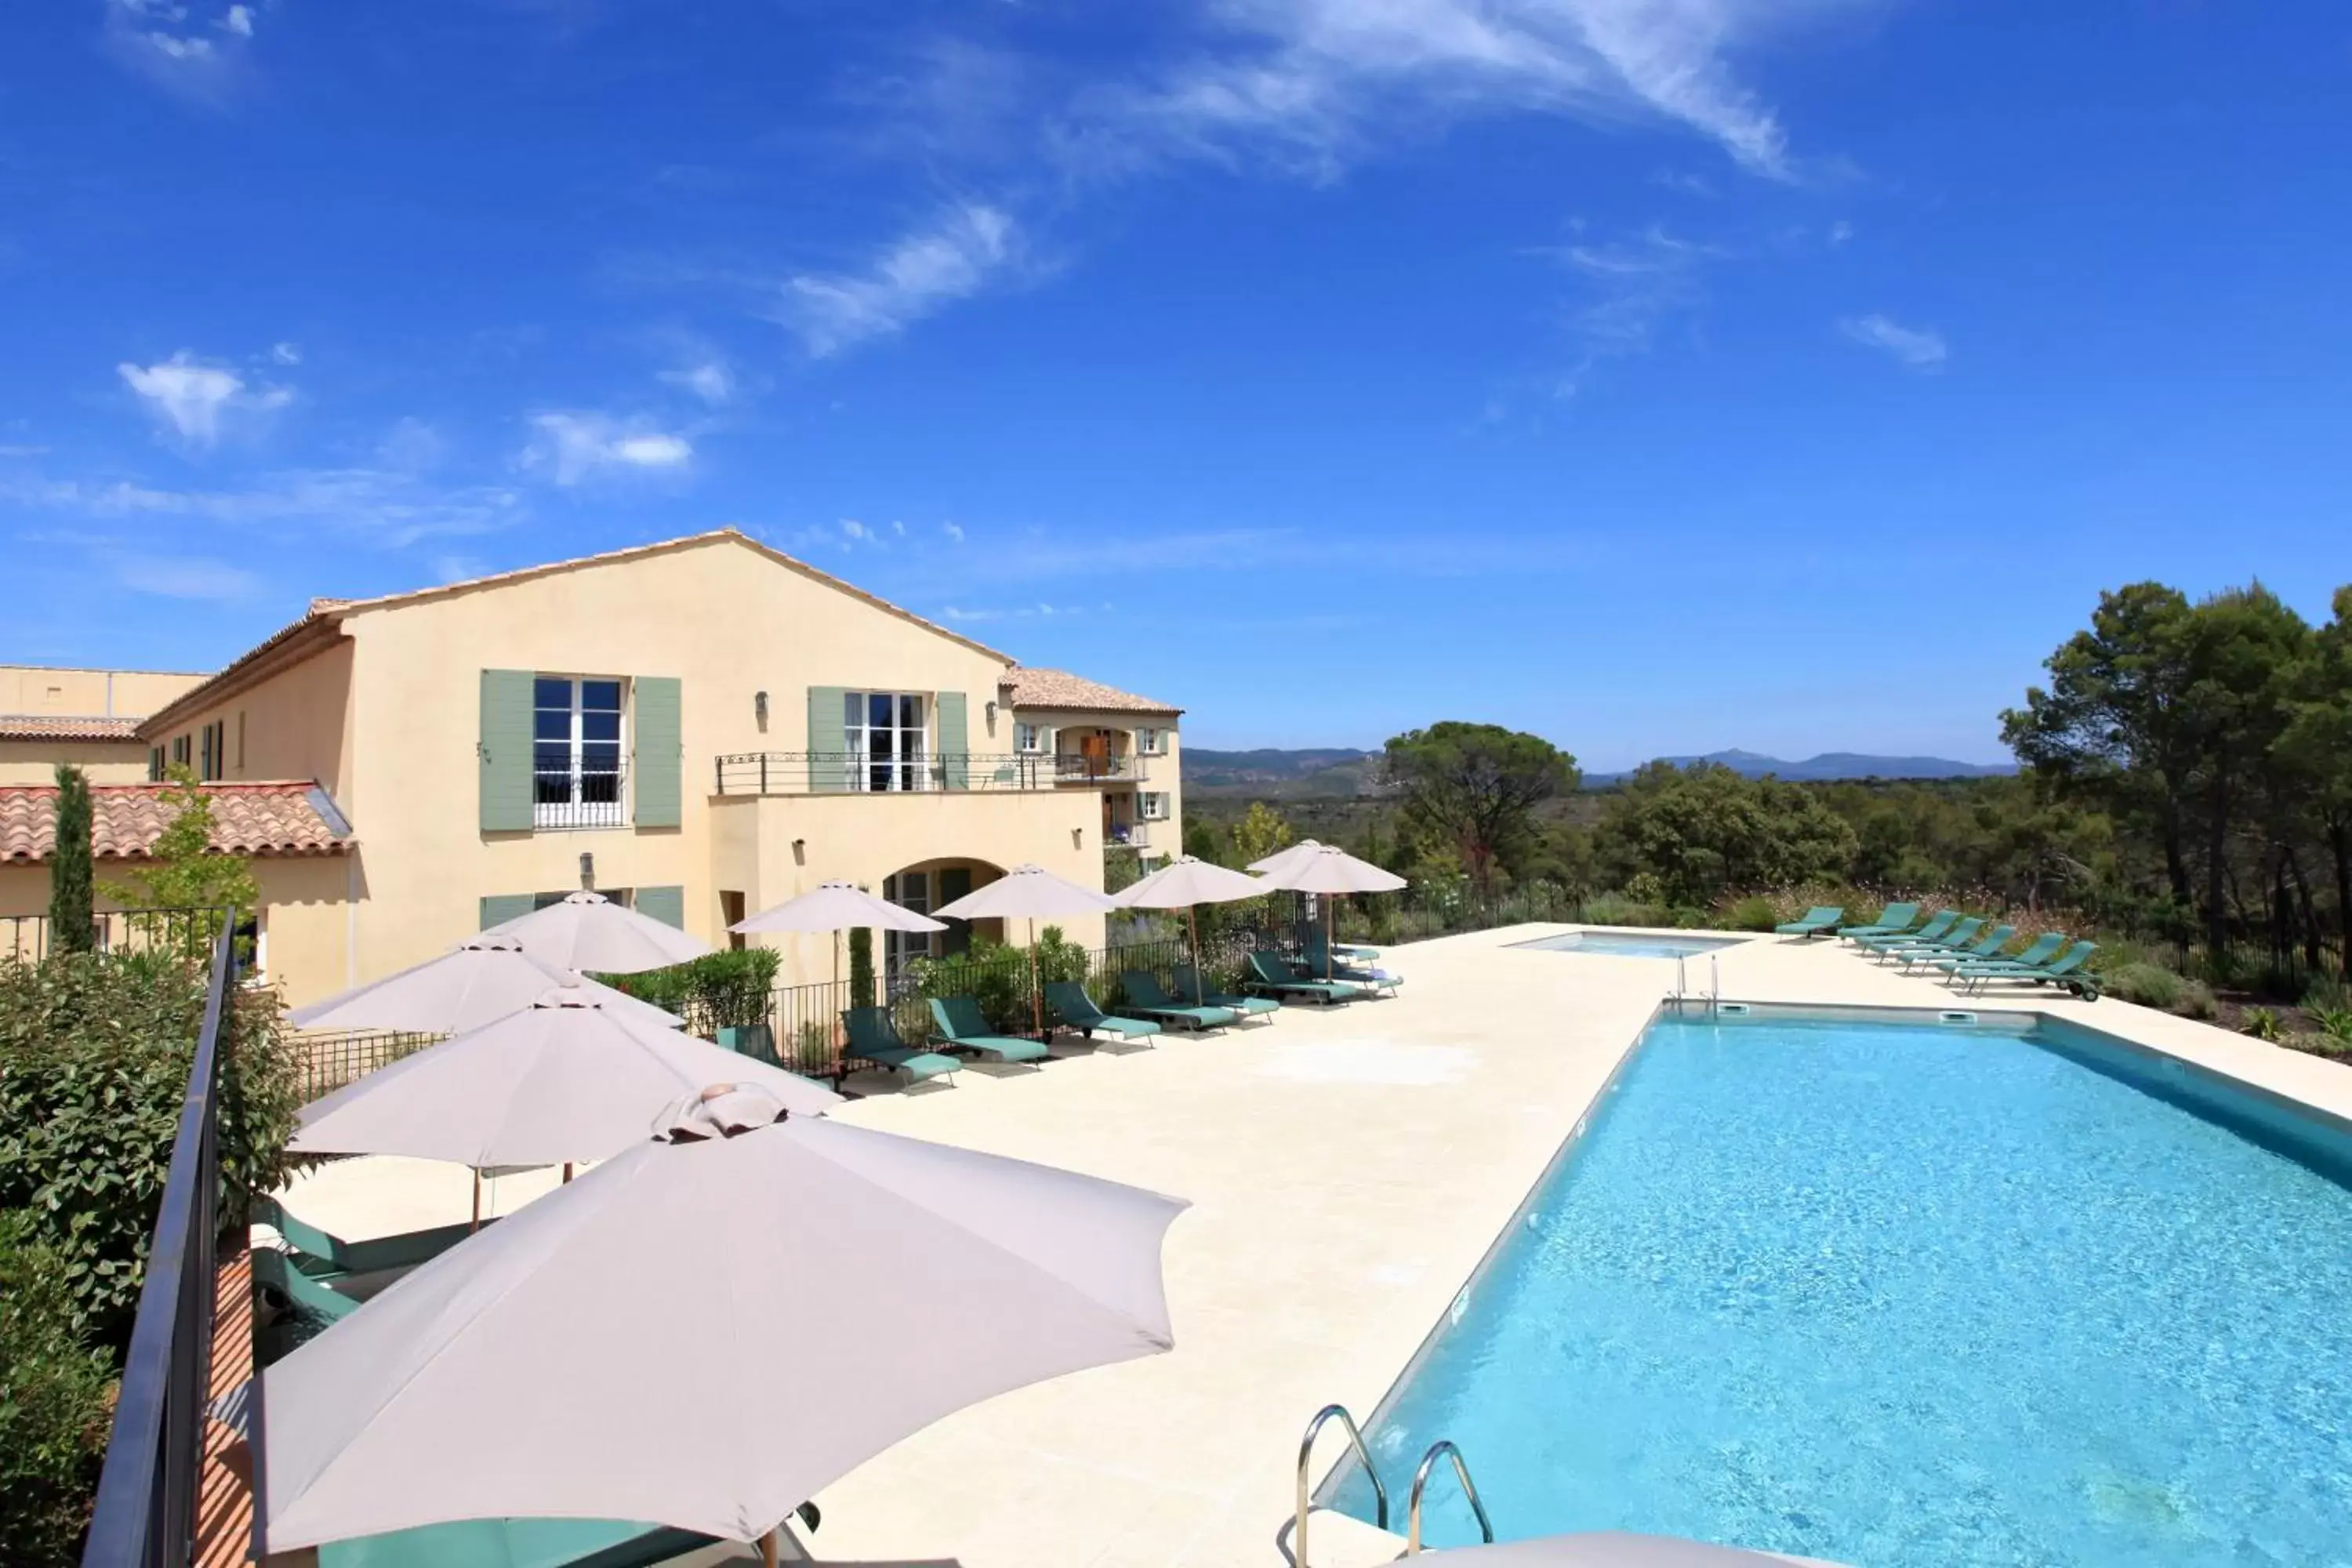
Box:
1295;1403;1388;1565
82;914;238;1568
1406;1439;1495;1555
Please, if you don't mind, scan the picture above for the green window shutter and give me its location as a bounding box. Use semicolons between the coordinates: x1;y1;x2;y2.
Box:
806;687;848;792
480;893;535;930
633;676;682;827
935;691;969;789
637;885;685;929
479;670;535;833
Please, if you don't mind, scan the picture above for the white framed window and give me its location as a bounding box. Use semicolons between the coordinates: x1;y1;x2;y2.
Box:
883;871;933;983
1014;721;1042;753
534;676;626;828
1138;728;1165;756
1140;791;1170;821
845;691;927;793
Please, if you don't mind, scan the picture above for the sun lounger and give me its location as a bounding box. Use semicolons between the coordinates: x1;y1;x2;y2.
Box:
255;1196;476;1285
1044;981;1162;1044
1171;964;1281;1021
1773;905;1846;938
1857;909;1955;951
1948;939;2101;999
1931;931;2064;982
1893;923;2013;972
321;1516;719;1568
253;1245;362;1364
1838;902;1922;942
840;1005;962;1084
1864;913;1976;955
1119;971;1239;1030
927;995;1053;1063
1245;949;1356;1004
1297;931;1403;993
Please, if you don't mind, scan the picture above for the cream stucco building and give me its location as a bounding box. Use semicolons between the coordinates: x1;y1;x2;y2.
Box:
0;532;1183;1008
0;664;207;784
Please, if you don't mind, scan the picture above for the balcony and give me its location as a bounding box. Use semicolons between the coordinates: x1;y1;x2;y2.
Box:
714;753;1094;797
535;762;626;829
1049;753;1147;785
1105;822;1152;853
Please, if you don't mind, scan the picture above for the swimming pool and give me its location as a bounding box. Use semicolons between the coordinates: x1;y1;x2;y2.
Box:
1512;931;1750;960
1330;1008;2352;1565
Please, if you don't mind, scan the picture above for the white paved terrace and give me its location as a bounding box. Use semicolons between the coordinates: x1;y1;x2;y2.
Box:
274;925;2352;1568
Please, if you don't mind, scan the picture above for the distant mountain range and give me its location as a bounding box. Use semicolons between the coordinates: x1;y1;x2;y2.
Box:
1182;746;2012;797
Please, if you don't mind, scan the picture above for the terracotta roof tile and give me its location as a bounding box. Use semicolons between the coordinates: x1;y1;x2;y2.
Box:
0;714;143;742
1005;668;1182;717
0;782;354;864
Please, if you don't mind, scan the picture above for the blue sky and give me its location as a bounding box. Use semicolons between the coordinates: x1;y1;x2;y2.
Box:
4;1;2348;769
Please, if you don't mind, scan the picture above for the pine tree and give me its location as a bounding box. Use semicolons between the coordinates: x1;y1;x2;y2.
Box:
47;764;96;953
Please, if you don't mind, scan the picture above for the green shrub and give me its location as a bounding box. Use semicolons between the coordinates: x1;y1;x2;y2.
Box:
2310;1005;2352;1044
2241;1006;2283;1043
2175;979;2219;1021
602;948;782;1033
847;927;876;1009
2286;1030;2348;1060
2105;962;2185;1011
1581;891;1667;928
908;926;1091;1032
2303;975;2350;1013
0;1212;114;1567
0;951;300;1352
1718;895;1782;933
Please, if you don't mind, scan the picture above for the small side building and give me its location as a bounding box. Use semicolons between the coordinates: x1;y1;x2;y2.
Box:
0;666;209;784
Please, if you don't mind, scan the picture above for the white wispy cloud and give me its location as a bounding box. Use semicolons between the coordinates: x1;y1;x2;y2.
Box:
942;521;966;543
657;359;735;405
103;0;256;103
518;412;695;484
1062;0;1807;183
1538;223;1719;390
432;554;489;584
270;340;301;365
839;518;875;543
782;201;1024;357
1839;312;1947;370
10;467;526;549
117;350;293;448
116;554;260;601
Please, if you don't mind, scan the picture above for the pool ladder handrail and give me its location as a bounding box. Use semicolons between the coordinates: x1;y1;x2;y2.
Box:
1405;1439;1495;1554
1672;953;1722;1018
1295;1403;1386;1564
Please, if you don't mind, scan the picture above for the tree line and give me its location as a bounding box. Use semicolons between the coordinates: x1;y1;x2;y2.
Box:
1184;581;2352;989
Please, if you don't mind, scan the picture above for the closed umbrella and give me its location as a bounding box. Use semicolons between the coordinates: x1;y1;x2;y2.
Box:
484;891;713;975
292;985;840;1223
261;1082;1186;1554
933;864;1117;1038
287;935;684;1035
1112;856;1268;1005
1256;845;1408;978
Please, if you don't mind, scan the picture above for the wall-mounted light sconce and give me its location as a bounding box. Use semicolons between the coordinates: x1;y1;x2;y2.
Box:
754;690;769;728
985;699;998;726
579;851;595;890
1072;827;1083;849
791;837;807;867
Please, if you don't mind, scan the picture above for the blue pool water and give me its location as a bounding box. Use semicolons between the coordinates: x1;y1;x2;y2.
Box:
1514;931;1750;960
1334;1012;2352;1566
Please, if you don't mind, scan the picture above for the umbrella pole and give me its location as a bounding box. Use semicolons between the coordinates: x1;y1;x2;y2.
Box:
760;1527;779;1568
562;1163;573;1185
470;1168;481;1233
1029;917;1043;1040
1189;904;1203;1005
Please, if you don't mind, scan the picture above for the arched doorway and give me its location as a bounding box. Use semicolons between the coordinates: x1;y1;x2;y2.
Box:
879;858;1005;988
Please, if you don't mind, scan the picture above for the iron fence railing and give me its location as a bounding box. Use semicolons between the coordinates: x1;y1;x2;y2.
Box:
532;760;626;829
713;751;1151;796
80;915;238;1568
292;1027;442;1102
1;908;233;967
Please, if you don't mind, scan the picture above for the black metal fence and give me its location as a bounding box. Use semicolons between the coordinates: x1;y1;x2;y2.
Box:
2;908;231;967
292;1027;442;1102
712;750;1150;796
79;918;237;1568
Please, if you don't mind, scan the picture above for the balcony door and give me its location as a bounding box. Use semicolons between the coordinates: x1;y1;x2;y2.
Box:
845;691;927;793
534;677;625;828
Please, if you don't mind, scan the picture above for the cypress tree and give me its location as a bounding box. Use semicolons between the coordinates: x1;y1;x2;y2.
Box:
48;764;96;953
847;927;876;1010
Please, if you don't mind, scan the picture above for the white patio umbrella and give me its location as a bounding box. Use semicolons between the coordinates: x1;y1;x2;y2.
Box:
729;880;946;991
1112;856;1269;1005
292;986;840;1223
260;1082;1186;1555
1256;845;1408;978
1417;1531;1840;1565
287;935;684;1035
933;863;1118;1038
1245;837;1328;876
483;890;713;975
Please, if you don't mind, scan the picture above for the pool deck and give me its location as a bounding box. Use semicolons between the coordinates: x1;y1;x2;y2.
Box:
274;926;2352;1567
